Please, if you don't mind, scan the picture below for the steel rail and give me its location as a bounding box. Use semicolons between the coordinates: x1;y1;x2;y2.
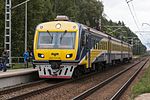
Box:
110;58;149;100
7;80;73;100
6;58;145;100
0;79;46;95
72;59;145;100
6;70;100;100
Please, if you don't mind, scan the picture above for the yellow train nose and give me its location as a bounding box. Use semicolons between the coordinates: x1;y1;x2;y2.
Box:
49;52;61;60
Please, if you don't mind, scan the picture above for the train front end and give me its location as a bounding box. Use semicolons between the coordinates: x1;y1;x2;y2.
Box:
33;17;79;79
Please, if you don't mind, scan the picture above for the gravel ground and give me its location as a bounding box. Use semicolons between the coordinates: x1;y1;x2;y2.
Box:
26;60;140;100
85;60;146;100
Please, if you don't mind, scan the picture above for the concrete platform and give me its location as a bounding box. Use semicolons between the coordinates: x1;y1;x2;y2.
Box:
135;93;150;100
0;68;39;88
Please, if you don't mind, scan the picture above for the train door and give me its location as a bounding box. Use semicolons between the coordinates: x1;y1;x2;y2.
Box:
121;41;123;61
128;44;130;60
108;36;111;64
86;31;91;68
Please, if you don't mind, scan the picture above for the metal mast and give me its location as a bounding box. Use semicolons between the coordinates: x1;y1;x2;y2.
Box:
5;0;12;64
25;2;27;51
11;0;30;52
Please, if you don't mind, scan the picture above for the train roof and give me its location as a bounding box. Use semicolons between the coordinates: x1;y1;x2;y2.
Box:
36;20;131;47
81;24;108;38
81;24;132;46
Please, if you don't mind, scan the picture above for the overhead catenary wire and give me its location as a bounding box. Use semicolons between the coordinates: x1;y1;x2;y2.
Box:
125;0;148;43
130;2;141;27
125;0;150;50
129;2;147;39
125;0;141;33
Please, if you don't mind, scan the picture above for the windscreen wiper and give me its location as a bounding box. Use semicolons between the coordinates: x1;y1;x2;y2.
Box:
47;30;53;42
60;30;67;42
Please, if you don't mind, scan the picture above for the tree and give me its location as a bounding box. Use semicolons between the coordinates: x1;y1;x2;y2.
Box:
0;0;5;53
0;0;146;56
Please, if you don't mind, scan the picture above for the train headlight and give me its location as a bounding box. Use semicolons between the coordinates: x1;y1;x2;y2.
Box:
56;23;61;29
38;53;45;58
66;54;73;58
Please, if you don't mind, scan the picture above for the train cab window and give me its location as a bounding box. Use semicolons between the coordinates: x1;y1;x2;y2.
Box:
59;32;75;48
81;30;86;47
38;32;76;49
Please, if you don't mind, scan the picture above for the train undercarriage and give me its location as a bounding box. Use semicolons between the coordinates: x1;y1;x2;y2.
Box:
35;56;132;79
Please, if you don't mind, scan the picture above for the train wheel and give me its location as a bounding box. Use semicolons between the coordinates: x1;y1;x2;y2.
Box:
101;63;106;71
91;65;96;72
112;60;115;66
73;68;82;78
95;62;102;72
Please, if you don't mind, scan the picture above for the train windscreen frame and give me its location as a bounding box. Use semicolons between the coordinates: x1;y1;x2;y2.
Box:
37;31;76;49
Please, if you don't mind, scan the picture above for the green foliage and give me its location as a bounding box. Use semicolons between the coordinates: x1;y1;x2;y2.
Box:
0;0;4;54
11;63;33;69
0;0;146;56
131;65;150;99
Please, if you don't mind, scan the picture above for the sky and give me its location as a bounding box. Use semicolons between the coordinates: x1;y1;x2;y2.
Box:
103;0;150;50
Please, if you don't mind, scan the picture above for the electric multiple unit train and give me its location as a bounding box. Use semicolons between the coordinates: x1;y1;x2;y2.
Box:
33;16;132;79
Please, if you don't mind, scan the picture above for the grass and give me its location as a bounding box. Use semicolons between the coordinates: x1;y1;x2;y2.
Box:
131;65;150;99
9;63;33;69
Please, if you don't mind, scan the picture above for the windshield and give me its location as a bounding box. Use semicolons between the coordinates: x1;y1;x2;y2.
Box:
38;32;76;49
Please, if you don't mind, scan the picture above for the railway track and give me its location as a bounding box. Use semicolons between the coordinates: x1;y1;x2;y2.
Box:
0;58;145;100
0;79;62;100
110;58;149;100
0;69;100;100
0;80;46;95
72;58;149;100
